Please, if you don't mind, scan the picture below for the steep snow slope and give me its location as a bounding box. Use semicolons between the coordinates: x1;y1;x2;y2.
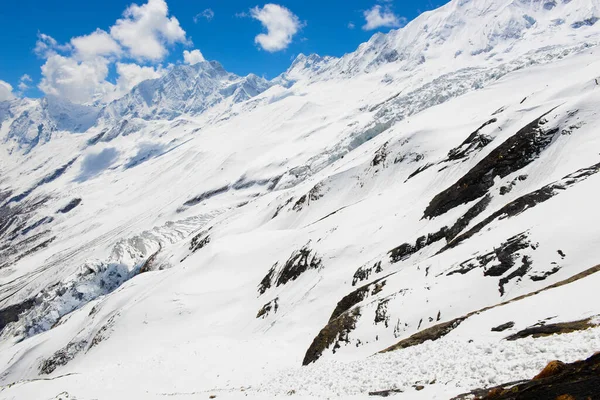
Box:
1;0;600;399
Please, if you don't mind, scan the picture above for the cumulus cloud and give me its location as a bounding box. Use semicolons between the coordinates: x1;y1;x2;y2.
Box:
0;80;15;101
34;33;72;57
18;75;33;92
250;4;302;52
36;0;186;104
363;4;405;30
110;0;187;61
183;49;205;65
194;8;214;23
112;62;164;99
71;29;122;60
39;54;114;104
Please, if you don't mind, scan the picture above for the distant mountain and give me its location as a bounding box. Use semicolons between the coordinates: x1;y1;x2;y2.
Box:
0;96;99;153
99;61;273;122
284;0;600;80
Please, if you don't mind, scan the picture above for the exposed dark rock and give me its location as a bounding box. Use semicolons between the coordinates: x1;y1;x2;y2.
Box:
571;17;599;28
0;189;12;204
89;313;119;349
293;184;324;212
394;152;423;165
498;255;532;295
258;246;323;296
505;318;595;341
405;163;434;182
374;299;390;327
385;194;491;266
483;234;531;277
445;118;497;162
492;106;506;116
446;195;492;241
0;196;55;268
442;161;600;252
330;278;387;322
452;352;600;400
256;298;279;319
57;198;82;214
272;197;293;219
389;227;448;263
7;158;78;204
385;264;600;357
446;232;535;295
139;246;161;274
258;264;276;296
0;298;36;333
20;216;54;236
232;175;283;191
530;266;561;281
369;388;403;397
381;317;466;353
189;231;211;253
39;341;88;374
87;130;107;145
492;321;515;332
302;308;361;365
371;142;389;167
183;185;230;207
424;109;560;219
352;261;382;286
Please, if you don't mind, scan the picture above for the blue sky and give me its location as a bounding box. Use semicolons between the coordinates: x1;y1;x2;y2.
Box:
0;0;444;103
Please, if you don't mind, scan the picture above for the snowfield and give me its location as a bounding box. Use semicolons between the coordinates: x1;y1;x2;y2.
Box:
2;0;600;399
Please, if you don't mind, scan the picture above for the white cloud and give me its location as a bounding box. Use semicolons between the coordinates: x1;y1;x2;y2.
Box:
363;4;405;30
111;62;165;100
348;22;356;29
33;0;193;104
183;49;205;65
34;33;72;57
194;8;214;23
39;54;114;104
110;0;188;61
0;80;15;101
71;29;122;60
250;4;302;52
18;74;33;92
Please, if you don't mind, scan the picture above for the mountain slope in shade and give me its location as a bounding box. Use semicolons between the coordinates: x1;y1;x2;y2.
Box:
0;0;600;399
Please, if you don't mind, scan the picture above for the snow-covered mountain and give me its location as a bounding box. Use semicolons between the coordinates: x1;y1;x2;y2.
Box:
1;0;600;399
100;60;273;122
287;0;600;79
0;96;99;153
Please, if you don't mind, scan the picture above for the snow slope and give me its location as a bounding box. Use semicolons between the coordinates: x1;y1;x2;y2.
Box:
1;0;600;398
